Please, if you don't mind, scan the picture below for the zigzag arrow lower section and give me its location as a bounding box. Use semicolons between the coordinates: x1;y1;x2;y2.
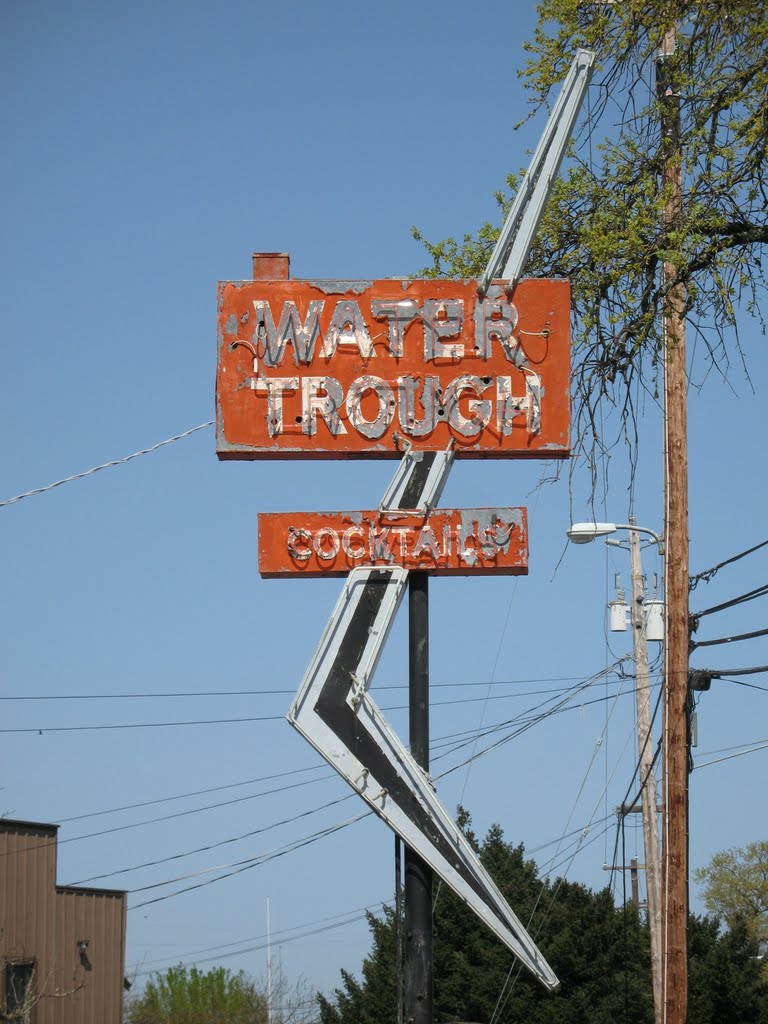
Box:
288;450;558;990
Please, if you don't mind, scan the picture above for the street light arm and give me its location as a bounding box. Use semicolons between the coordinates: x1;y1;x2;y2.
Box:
613;524;663;548
567;521;663;548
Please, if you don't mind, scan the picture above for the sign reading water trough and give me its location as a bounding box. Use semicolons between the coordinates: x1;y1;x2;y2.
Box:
216;278;569;459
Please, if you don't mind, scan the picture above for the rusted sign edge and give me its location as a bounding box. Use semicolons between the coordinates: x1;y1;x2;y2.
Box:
215;277;571;460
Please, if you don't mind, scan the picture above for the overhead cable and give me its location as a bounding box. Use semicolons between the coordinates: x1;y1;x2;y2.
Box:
129;811;371;910
695;738;767;758
692;582;768;619
721;676;768;692
0;421;214;508
129;814;369;897
133;899;387;971
698;664;768;677
59;773;337;845
0;672;608;702
131;908;375;976
434;675;649;773
55;764;326;824
0;774;337;858
67;791;355;885
690;626;768;650
688;666;768;692
692;740;768;770
689;538;768;589
487;717;636;1024
432;670;622;754
0;714;284;734
3;680;638;734
614;686;665;827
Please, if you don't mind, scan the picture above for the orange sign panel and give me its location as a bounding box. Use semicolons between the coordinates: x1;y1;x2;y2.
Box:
216;279;569;459
258;508;528;578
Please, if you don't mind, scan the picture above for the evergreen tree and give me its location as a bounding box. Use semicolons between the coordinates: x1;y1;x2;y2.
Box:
317;908;398;1024
319;822;768;1023
688;915;768;1024
319;820;654;1024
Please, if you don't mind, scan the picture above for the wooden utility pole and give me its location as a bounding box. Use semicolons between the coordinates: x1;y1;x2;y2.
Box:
628;524;663;1024
656;25;690;1024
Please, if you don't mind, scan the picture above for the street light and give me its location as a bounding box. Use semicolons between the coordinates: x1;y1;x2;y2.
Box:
567;521;663;548
567;518;664;1024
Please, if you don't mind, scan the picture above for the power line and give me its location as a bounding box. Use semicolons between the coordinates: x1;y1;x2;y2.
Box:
55;764;326;824
135;900;387;970
67;791;356;886
688;666;768;692
696;664;768;677
527;813;615;857
432;671;623;753
60;773;338;846
544;820;614;880
131;906;377;976
487;718;638;1024
0;672;611;702
0;714;284;735
0;422;214;508
3;673;641;854
63;683;645;909
119;812;627;972
695;738;767;758
690;626;768;650
0;774;339;858
689;538;768;589
128;816;367;897
691;582;768;619
128;812;371;910
2;682;636;734
434;673;649;774
720;677;768;692
692;741;768;770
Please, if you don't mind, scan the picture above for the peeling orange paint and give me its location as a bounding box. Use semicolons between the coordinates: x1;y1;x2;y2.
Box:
258;507;528;578
216;279;570;459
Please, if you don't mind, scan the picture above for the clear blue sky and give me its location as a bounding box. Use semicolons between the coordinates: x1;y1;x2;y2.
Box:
2;0;766;1002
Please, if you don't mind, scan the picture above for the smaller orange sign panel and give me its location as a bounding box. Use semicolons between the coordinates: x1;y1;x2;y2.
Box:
258;508;528;578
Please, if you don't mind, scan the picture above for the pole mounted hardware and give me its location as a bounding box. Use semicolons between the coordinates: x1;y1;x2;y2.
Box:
478;48;595;299
288;451;559;991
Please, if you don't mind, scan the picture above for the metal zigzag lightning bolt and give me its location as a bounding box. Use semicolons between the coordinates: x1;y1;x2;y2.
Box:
288;448;559;990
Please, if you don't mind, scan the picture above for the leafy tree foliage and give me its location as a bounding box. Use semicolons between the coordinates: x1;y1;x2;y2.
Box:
125;964;267;1024
319;820;768;1024
694;840;768;949
414;0;768;462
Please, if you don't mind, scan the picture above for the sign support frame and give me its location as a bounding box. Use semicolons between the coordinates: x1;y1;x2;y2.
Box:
220;44;597;1021
404;571;432;1024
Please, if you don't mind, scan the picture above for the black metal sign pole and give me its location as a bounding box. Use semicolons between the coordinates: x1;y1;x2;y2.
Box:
404;571;433;1024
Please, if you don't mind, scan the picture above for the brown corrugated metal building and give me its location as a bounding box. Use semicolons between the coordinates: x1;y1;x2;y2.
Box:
0;819;126;1023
